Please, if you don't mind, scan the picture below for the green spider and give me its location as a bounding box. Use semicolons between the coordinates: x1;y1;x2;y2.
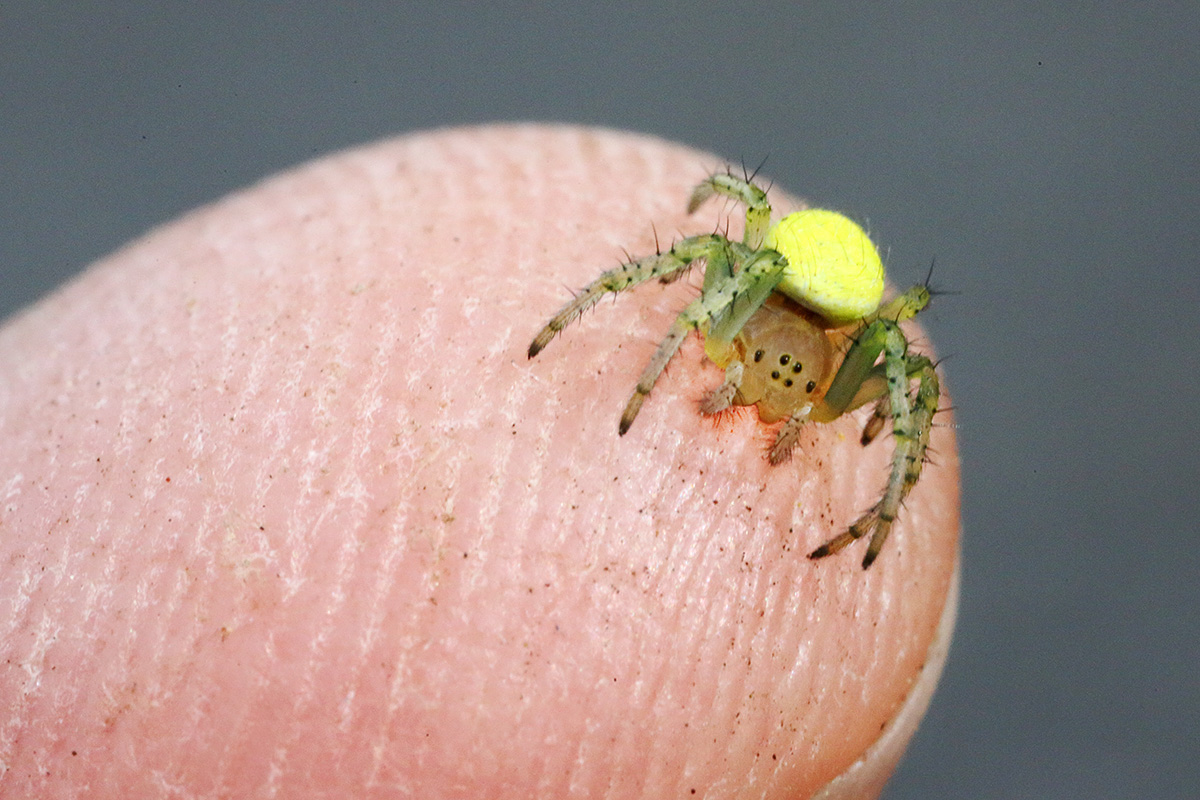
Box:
528;172;940;568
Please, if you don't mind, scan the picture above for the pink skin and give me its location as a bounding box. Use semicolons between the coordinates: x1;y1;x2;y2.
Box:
0;125;959;798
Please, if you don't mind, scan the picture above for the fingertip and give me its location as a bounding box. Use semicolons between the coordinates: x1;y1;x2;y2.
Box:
0;123;960;797
812;556;960;799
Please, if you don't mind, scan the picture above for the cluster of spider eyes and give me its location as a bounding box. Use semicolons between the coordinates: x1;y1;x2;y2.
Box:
753;350;817;393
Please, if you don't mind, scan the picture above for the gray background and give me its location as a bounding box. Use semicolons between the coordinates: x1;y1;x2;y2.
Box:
3;3;1197;798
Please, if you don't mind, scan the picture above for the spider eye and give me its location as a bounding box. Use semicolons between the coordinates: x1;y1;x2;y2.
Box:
770;370;781;380
806;380;816;393
792;363;802;373
753;350;765;363
779;354;791;365
784;379;794;387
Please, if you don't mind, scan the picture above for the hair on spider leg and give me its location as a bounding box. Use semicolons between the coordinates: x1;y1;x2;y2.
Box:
899;332;936;353
933;402;958;414
752;154;770;183
920;257;961;299
918;443;945;468
929;413;962;435
700;400;755;432
928;352;955;376
740;153;771;184
930;352;954;368
558;281;588;302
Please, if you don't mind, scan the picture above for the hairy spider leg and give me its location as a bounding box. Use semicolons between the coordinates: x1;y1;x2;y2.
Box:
686;171;794;415
821;283;931;413
859;394;891;446
768;404;817;465
855;346;935;445
698;360;745;416
687;173;773;250
835;281;936;445
856;283;931;331
619;249;788;434
855;361;938;567
808;318;939;568
527;233;730;358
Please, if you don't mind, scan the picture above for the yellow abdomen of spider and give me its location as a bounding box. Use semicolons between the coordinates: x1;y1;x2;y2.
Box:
765;209;885;325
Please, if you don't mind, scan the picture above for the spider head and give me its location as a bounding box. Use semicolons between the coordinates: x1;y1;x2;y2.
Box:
730;296;836;424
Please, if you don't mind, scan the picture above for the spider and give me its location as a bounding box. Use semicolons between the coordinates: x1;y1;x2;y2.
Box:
528;172;940;568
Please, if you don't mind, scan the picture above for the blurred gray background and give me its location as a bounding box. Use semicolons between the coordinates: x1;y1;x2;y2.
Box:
3;3;1197;798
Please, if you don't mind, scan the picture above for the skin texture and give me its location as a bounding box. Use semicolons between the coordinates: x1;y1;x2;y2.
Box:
0;125;960;798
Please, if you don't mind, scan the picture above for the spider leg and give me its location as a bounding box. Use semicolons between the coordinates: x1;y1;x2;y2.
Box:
859;394;891;445
699;361;744;415
859;358;939;567
808;318;939;567
619;305;701;433
833;354;933;419
619;250;788;434
849;283;931;336
702;251;786;362
528;233;727;358
768;404;815;464
855;351;933;445
821;279;933;417
687;173;773;250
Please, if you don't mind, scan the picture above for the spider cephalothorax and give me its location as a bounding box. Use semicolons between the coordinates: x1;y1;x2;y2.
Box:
528;172;939;568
